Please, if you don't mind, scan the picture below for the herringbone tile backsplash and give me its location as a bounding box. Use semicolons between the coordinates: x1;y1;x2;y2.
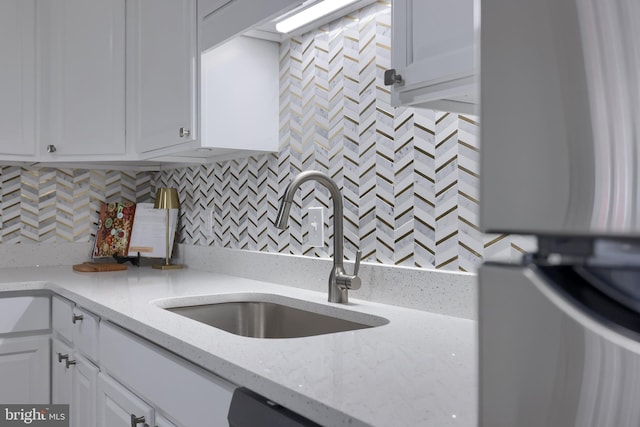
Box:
155;2;531;271
0;3;531;271
0;167;154;243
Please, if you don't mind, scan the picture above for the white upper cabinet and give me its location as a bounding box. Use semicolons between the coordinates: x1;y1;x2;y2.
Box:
146;2;291;164
0;0;300;164
127;0;198;156
387;0;478;114
38;0;127;159
199;36;280;159
0;1;36;158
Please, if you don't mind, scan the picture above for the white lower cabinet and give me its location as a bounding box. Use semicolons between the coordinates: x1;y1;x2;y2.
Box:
0;296;50;404
0;336;49;404
52;295;101;362
72;353;99;427
51;297;101;427
100;321;235;427
52;338;99;427
98;373;153;427
52;338;73;404
0;294;236;427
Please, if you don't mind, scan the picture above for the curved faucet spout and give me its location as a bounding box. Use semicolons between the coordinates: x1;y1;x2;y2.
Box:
274;170;361;304
275;170;344;261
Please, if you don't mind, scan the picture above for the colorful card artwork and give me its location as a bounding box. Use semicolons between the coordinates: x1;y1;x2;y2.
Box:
93;202;137;257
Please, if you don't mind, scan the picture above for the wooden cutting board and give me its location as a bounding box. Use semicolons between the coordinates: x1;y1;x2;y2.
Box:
72;262;127;272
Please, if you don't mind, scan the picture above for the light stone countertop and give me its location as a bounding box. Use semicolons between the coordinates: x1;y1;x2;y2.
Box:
0;266;477;427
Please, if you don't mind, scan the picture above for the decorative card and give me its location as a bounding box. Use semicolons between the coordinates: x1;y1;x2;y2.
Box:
93;201;136;257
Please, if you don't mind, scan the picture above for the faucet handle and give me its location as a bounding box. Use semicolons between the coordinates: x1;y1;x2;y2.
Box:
353;250;361;276
351;250;362;290
335;251;362;291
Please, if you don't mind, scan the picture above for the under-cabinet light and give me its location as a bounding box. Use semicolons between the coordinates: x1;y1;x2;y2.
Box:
275;0;360;33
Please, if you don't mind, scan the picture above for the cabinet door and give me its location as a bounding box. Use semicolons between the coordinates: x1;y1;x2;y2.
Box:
52;338;73;405
38;0;126;157
71;353;99;427
128;0;197;154
390;0;476;111
0;0;35;157
52;295;74;343
98;373;153;427
0;336;49;403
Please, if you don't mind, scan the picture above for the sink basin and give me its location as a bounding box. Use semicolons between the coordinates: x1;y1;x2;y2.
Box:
160;294;388;339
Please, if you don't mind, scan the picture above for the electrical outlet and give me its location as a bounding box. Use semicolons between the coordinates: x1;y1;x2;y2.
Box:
307;207;324;247
205;209;214;237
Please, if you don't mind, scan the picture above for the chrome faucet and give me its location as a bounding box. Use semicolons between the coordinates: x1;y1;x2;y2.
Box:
274;171;362;304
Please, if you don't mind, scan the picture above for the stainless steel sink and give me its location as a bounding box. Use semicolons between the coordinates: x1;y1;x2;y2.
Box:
162;295;388;339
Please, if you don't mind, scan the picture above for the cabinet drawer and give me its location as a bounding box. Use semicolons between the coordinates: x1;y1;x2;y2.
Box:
52;296;100;362
72;306;100;362
0;296;49;333
52;295;74;341
100;322;235;427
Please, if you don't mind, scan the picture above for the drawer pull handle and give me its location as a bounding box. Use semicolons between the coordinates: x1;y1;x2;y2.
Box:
65;359;76;368
130;414;147;427
57;353;68;363
72;313;84;324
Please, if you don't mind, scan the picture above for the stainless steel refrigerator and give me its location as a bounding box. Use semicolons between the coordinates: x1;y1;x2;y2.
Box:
479;0;640;425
